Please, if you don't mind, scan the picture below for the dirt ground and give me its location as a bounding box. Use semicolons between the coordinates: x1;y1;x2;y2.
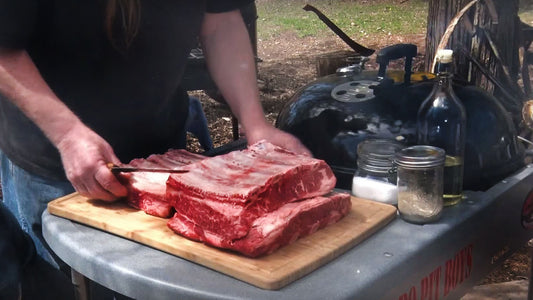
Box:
188;31;532;285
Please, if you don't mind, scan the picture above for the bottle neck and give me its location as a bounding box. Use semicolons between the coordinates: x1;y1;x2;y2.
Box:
435;61;452;74
435;61;453;86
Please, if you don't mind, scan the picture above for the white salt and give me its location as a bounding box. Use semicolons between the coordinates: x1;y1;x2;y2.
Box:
352;176;397;205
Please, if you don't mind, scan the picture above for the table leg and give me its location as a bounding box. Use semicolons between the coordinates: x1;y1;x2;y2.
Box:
71;268;90;300
527;240;533;300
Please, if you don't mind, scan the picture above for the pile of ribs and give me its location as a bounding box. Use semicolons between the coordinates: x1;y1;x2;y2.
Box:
116;141;352;257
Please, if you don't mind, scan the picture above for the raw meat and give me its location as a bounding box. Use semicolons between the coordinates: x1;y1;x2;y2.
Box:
117;149;206;217
166;141;337;240
167;192;352;257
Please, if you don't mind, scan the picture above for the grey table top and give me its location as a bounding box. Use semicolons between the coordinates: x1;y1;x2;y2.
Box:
42;165;533;300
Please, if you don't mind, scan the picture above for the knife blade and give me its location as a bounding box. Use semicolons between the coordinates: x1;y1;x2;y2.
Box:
107;163;189;174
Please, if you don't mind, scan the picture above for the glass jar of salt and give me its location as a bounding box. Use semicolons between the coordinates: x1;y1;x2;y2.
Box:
352;139;404;205
394;145;445;224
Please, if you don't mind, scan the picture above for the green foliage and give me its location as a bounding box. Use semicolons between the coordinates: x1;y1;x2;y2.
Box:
256;0;428;41
519;0;533;27
520;8;533;25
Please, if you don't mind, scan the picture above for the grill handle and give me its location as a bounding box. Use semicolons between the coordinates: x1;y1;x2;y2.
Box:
376;44;418;84
303;4;375;57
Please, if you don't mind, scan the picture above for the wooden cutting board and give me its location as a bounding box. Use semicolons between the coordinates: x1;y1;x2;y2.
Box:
47;193;396;290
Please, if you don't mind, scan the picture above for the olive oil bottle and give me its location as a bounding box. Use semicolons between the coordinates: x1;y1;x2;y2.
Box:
417;49;467;206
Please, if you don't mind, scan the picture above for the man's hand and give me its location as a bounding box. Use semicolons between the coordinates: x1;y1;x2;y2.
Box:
245;122;312;156
56;123;128;201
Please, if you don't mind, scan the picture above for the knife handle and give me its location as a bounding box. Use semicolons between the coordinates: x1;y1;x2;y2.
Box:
107;163;124;174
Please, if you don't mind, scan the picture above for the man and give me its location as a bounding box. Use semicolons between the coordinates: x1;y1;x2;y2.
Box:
0;202;73;299
0;0;309;269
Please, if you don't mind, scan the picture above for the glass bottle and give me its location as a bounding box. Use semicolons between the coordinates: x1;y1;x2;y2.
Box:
417;49;467;206
352;139;403;205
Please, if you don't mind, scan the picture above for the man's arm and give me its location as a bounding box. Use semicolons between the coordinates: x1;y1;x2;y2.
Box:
0;48;126;200
200;10;310;155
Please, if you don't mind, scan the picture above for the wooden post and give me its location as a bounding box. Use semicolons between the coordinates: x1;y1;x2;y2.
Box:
425;0;522;106
315;50;358;77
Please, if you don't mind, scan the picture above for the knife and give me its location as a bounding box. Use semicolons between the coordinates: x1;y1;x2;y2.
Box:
107;163;189;174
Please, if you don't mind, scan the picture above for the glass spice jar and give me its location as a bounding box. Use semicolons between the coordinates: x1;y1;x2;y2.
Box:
352;139;404;205
394;145;445;224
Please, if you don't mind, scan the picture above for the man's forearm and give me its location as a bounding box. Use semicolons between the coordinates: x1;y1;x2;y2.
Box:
0;48;128;200
200;10;269;134
0;48;83;147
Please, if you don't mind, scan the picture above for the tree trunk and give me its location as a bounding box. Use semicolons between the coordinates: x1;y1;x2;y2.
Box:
425;0;523;115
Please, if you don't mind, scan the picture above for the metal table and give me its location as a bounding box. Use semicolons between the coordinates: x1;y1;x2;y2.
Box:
43;165;533;300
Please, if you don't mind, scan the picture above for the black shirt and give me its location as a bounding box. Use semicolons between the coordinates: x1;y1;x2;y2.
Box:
0;0;252;180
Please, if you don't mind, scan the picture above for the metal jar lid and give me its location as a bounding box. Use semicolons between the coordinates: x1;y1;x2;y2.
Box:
358;139;404;165
393;145;445;168
357;139;404;171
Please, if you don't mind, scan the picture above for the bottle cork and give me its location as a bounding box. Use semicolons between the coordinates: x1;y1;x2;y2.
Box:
436;49;453;64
